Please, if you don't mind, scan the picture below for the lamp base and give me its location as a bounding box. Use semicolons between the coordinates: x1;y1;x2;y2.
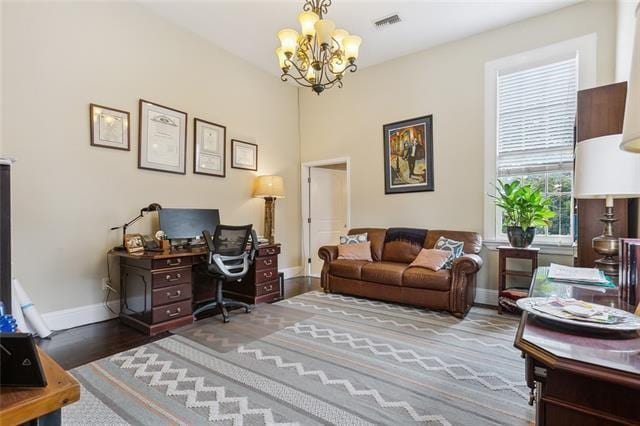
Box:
592;204;619;281
264;197;276;245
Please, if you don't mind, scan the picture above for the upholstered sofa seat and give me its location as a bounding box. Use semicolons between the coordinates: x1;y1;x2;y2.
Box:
329;259;370;280
403;267;451;291
361;262;407;286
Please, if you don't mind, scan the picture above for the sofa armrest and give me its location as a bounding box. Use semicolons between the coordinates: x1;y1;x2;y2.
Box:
318;245;339;292
450;253;483;318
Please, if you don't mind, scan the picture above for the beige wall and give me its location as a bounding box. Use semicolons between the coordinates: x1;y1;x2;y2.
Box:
2;2;301;314
299;1;617;295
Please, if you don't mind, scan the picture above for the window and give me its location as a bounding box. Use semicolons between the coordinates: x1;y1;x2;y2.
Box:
483;34;597;248
496;58;577;242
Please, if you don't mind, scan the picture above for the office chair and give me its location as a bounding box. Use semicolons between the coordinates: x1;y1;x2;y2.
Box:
193;224;258;323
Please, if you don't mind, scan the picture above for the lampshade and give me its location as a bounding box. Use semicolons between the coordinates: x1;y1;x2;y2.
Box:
277;28;299;56
253;175;285;198
314;19;335;46
275;47;287;69
342;35;362;60
332;29;349;48
621;5;640;152
298;11;319;38
574;134;640;199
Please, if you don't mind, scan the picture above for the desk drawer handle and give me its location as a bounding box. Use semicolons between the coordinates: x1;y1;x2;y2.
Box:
166;290;182;299
263;285;273;292
263;271;273;278
266;249;276;255
263;259;273;266
166;259;182;266
165;273;182;282
166;307;182;318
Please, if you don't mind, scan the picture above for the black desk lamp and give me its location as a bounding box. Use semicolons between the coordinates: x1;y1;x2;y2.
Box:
111;203;162;250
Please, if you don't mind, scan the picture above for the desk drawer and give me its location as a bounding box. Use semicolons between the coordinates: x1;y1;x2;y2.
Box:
255;268;278;284
152;256;192;270
258;246;280;257
256;280;279;296
255;255;277;271
152;267;191;288
152;300;192;323
152;283;191;306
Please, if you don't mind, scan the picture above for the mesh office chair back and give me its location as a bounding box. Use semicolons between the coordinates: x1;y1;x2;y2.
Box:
211;225;252;256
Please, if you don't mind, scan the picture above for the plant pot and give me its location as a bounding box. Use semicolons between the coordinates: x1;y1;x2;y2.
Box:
507;226;535;248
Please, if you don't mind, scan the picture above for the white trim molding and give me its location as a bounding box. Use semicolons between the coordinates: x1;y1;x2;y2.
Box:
42;300;120;331
474;288;498;306
483;240;575;256
281;266;303;279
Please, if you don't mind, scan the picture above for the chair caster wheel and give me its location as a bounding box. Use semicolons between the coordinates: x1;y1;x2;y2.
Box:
223;318;230;323
245;307;252;313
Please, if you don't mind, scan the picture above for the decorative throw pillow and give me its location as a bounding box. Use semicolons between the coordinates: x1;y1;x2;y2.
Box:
338;241;373;261
433;236;464;269
340;233;368;245
409;249;452;271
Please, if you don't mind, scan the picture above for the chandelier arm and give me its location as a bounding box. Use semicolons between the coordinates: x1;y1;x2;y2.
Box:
281;71;314;87
284;57;315;84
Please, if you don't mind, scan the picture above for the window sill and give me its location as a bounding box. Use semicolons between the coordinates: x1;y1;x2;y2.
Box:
483;239;575;256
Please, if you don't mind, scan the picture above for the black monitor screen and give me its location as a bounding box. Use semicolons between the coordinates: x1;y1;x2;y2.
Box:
158;208;220;240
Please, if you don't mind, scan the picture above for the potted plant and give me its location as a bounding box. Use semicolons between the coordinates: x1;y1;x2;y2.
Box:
493;179;556;248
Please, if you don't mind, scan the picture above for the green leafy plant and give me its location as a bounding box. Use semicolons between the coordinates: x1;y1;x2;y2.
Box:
493;179;556;230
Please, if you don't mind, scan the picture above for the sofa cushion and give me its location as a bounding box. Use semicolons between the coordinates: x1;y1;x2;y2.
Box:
330;259;371;280
433;237;465;269
337;242;373;261
361;261;409;286
403;267;451;291
349;228;386;261
409;249;452;271
425;230;482;254
381;228;428;263
340;233;367;245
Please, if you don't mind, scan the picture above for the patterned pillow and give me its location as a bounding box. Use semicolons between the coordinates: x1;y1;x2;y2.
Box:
433;236;464;269
340;233;368;245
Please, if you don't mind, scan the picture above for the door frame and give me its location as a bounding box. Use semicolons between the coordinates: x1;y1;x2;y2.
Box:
301;157;351;277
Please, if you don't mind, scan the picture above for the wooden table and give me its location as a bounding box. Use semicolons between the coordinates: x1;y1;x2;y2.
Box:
0;347;80;425
514;268;640;425
498;246;539;314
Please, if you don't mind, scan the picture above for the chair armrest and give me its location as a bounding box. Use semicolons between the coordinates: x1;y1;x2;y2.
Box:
318;245;339;263
452;253;483;274
450;253;483;318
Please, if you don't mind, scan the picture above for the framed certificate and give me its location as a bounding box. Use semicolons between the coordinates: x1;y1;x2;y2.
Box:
89;103;130;150
231;139;258;171
138;99;187;174
194;118;226;177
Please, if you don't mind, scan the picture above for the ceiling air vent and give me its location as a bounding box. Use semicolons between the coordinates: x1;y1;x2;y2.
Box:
373;14;401;29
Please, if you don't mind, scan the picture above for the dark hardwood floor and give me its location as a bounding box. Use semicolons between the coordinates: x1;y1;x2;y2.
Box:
38;276;321;370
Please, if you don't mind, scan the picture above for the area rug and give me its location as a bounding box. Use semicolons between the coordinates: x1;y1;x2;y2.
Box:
63;291;533;425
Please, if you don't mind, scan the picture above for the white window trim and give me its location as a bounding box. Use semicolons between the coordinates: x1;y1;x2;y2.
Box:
483;34;597;253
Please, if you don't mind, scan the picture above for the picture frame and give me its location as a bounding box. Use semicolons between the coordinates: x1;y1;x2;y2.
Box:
194;118;226;177
231;139;258;171
383;115;434;194
89;103;130;151
138;99;187;174
124;233;145;255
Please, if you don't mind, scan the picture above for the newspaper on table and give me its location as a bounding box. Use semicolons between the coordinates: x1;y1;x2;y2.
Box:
531;298;626;324
547;263;608;284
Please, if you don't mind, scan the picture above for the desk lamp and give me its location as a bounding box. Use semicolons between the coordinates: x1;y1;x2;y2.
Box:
574;134;640;278
253;176;284;245
110;203;162;250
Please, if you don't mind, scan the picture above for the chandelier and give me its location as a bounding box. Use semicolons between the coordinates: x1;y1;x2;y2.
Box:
276;0;362;95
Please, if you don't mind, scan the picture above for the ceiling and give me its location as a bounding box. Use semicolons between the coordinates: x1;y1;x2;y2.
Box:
141;0;582;76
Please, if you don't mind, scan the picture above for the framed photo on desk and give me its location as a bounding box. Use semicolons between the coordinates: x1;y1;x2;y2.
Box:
194;118;226;177
138;99;187;174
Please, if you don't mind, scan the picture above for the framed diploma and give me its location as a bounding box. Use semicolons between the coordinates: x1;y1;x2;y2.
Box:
231;139;258;171
138;99;187;174
89;103;130;150
194;118;226;177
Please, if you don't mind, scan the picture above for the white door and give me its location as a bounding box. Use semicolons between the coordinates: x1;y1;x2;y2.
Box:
309;166;347;276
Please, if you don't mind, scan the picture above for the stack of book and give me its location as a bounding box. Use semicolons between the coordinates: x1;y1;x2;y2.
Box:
619;238;640;306
547;263;613;287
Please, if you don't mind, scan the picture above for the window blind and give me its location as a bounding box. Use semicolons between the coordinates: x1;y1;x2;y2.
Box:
497;58;577;176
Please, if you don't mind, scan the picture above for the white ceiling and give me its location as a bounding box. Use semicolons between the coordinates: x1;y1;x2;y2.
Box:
141;0;582;76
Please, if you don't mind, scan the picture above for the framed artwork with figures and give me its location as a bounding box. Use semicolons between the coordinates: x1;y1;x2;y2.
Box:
383;115;434;194
138;99;187;174
89;103;130;151
231;139;258;171
194;118;226;177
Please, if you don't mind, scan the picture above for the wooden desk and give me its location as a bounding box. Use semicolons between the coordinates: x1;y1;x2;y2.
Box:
0;348;80;425
514;268;640;425
110;244;281;335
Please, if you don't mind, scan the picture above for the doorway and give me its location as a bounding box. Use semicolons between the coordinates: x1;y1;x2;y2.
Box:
301;158;351;277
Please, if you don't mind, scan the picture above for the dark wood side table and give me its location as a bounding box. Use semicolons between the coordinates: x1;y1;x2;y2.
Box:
514;267;640;425
498;246;539;314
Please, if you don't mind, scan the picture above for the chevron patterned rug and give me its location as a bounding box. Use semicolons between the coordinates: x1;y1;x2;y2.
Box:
64;291;534;425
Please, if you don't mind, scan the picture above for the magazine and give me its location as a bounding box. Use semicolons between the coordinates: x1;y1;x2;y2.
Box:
547;263;609;285
531;298;627;324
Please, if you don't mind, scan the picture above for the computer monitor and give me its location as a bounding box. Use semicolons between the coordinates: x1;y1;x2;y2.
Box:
158;208;220;241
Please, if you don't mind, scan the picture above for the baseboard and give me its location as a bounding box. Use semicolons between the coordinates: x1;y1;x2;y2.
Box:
42;300;120;331
281;266;303;279
474;288;498;306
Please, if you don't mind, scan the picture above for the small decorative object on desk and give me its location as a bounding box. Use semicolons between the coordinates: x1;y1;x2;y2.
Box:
124;233;145;255
0;302;17;332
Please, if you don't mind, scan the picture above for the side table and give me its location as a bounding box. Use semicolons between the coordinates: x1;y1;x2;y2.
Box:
498;245;539;314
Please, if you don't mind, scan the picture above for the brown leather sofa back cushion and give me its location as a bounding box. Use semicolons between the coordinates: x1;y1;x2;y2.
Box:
425;230;482;254
349;228;386;261
381;227;428;263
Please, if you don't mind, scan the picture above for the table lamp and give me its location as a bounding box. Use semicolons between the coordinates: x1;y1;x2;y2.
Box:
574;134;640;277
620;3;640;153
110;203;162;250
253;175;284;245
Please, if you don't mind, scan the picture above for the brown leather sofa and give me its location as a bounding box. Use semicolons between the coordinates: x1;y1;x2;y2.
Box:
318;227;483;318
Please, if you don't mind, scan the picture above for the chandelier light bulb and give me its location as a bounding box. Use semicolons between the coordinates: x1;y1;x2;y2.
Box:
298;11;319;38
277;28;299;56
275;47;288;69
314;19;336;47
332;29;349;49
343;35;362;60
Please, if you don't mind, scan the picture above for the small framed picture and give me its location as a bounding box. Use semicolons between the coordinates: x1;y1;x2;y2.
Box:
138;99;187;175
194;118;226;177
89;104;130;150
124;233;145;255
231;139;258;171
